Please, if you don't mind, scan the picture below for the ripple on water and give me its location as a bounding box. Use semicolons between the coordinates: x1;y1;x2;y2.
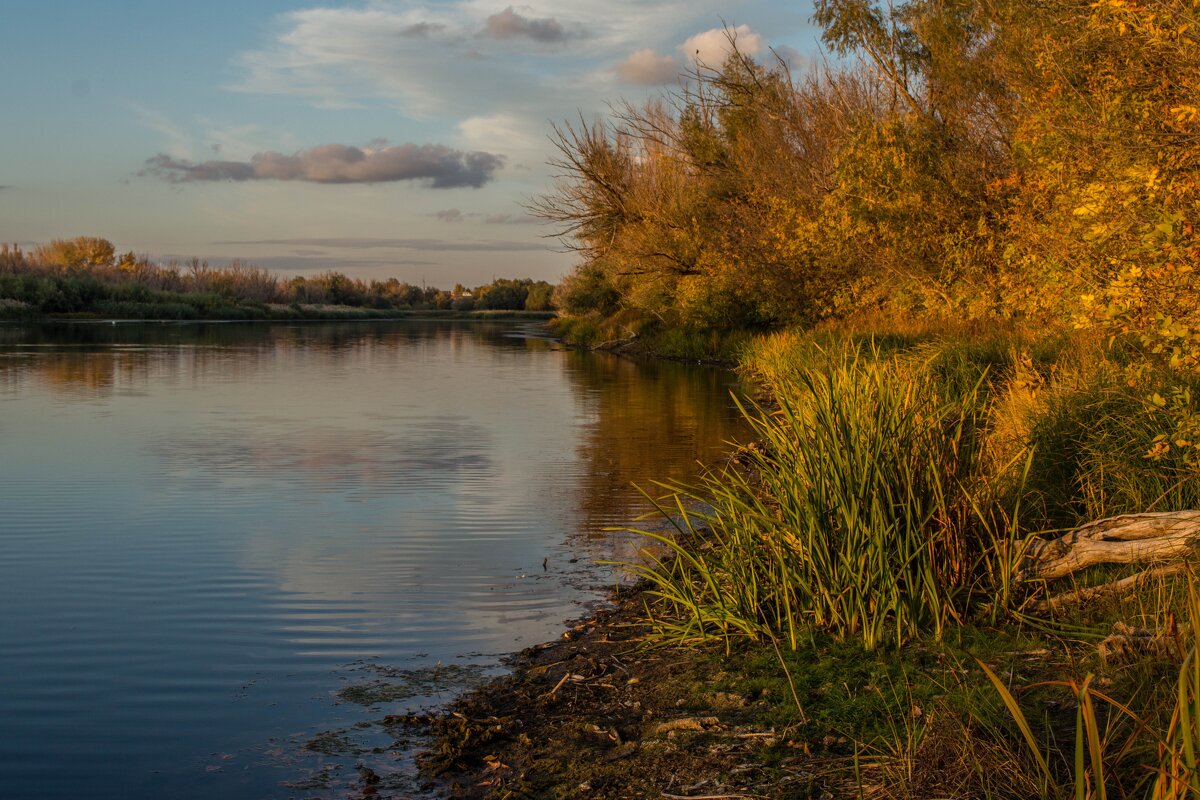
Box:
0;320;745;800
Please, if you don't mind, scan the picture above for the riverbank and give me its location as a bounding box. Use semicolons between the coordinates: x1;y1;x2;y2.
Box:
547;313;753;367
417;575;1195;799
420;583;842;799
410;323;1200;799
0;304;556;322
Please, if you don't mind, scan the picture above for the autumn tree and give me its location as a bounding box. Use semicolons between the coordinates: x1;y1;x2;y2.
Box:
535;2;1200;352
33;237;116;270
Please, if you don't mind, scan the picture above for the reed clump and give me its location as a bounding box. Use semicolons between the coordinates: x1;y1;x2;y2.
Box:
632;326;1200;648
629;342;1013;651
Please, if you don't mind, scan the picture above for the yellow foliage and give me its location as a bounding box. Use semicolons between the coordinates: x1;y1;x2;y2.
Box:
540;0;1200;376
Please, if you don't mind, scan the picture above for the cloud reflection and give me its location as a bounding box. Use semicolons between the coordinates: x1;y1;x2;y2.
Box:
150;420;491;492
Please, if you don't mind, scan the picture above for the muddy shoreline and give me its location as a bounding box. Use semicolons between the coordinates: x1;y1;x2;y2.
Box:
412;584;840;800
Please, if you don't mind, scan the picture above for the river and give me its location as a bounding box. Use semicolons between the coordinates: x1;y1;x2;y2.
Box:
0;319;745;799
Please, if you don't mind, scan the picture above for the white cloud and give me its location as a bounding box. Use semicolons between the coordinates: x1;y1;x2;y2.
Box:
432;208;468;222
615;49;680;85
228;1;741;118
230;7;464;117
458;112;543;155
429;208;540;224
222;3;805;201
679;24;764;69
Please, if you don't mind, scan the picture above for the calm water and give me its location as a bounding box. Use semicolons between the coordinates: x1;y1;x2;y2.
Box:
0;320;744;799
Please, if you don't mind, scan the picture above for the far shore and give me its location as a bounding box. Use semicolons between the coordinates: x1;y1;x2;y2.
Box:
0;306;557;323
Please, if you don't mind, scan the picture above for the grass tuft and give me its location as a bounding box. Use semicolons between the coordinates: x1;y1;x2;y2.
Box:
628;342;1020;650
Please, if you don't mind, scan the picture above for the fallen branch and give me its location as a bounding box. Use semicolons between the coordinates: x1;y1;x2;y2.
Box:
1024;511;1200;582
541;671;570;699
593;332;638;351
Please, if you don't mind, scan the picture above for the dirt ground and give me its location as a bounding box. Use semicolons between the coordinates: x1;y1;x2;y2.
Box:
408;585;844;800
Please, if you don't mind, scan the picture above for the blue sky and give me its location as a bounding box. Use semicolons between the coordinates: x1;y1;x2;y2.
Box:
1;1;821;285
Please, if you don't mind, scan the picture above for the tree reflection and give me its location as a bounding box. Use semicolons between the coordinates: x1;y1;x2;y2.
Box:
559;350;747;534
0;321;554;400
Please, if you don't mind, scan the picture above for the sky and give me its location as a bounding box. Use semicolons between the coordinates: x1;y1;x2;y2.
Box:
0;0;822;286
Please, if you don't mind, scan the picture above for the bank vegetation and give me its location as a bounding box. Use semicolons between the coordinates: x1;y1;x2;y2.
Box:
529;1;1200;797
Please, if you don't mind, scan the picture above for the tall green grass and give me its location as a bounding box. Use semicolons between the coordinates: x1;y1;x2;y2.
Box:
628;344;1015;650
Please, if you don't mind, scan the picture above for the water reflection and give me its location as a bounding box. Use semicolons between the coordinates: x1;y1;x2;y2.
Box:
150;421;492;493
0;320;744;800
561;351;743;531
0;321;560;399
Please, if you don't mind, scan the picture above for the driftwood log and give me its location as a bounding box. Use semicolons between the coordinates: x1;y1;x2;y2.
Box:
1025;511;1200;581
1022;511;1200;611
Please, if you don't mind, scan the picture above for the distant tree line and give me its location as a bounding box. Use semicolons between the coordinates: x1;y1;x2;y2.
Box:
0;239;555;318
